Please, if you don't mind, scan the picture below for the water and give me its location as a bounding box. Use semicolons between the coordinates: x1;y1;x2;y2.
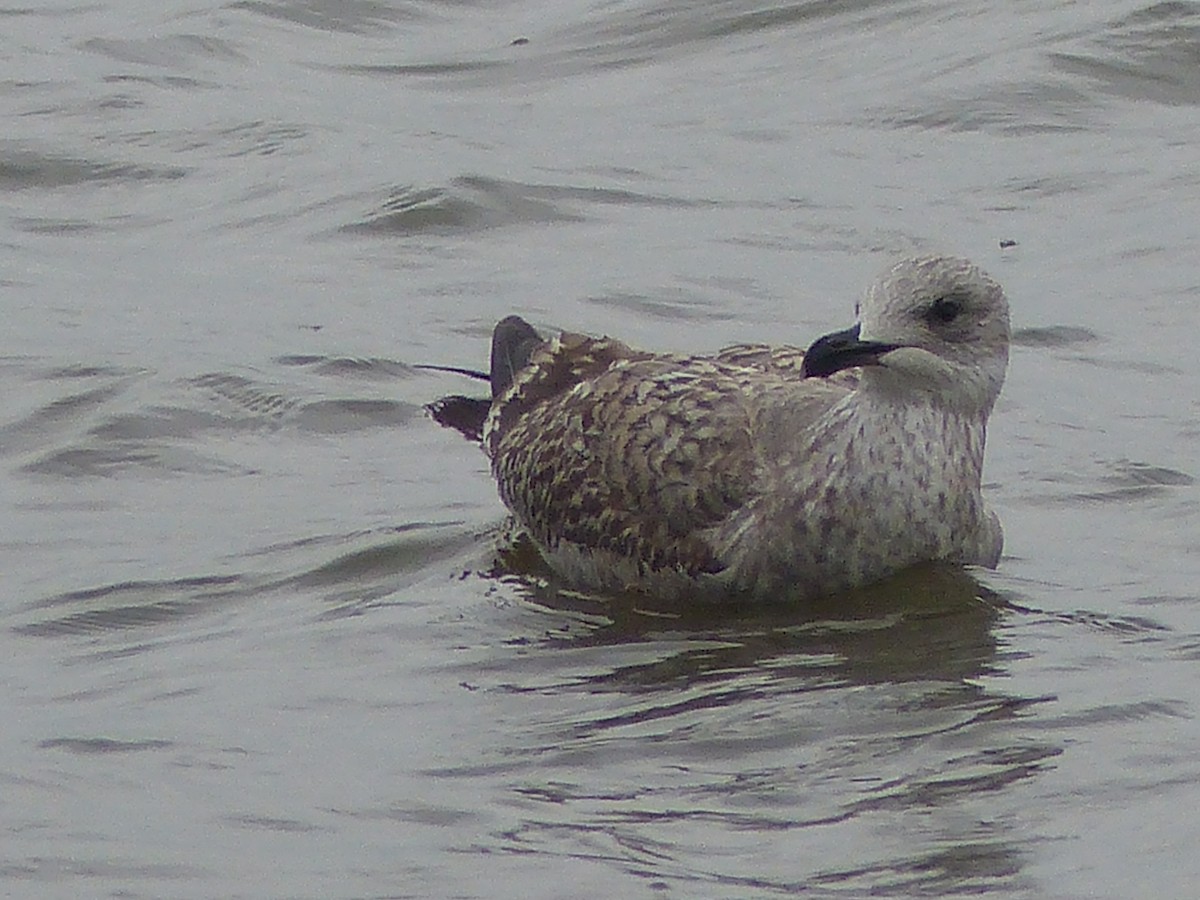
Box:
2;0;1199;896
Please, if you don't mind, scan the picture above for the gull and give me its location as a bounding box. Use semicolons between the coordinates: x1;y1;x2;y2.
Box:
428;255;1010;602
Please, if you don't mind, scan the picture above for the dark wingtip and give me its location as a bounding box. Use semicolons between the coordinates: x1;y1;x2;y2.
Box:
490;315;544;398
426;395;491;443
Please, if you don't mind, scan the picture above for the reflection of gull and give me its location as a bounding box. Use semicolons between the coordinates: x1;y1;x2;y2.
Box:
434;256;1011;602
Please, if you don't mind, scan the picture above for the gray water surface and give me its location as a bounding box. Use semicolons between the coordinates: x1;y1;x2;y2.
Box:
3;1;1200;897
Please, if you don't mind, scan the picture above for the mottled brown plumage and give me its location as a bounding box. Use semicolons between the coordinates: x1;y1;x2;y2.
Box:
489;342;762;577
436;256;1010;602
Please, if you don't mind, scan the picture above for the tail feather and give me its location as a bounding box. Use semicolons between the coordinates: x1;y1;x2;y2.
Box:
424;315;544;443
426;395;491;443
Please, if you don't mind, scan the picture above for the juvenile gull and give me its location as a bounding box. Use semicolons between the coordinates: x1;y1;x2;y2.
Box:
436;255;1010;602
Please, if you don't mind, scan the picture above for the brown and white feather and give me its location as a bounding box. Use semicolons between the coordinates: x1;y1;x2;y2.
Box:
463;255;1010;602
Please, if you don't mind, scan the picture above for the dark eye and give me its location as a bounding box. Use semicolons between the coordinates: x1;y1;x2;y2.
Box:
928;296;963;324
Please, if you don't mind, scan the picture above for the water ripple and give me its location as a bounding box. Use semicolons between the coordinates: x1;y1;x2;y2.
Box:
39;737;175;754
230;0;424;34
79;34;246;68
1011;325;1101;347
14;575;252;637
343;175;706;236
0;145;188;190
1051;2;1200;107
1020;459;1195;507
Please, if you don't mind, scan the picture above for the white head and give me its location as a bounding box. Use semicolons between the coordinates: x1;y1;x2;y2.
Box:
803;256;1010;415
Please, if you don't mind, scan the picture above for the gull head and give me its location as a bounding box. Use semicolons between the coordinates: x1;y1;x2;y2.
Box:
801;256;1010;414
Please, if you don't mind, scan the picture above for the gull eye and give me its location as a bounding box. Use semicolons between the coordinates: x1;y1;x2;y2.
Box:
927;295;963;324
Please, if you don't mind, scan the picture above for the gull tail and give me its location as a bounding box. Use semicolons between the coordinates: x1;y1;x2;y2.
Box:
423;315;545;443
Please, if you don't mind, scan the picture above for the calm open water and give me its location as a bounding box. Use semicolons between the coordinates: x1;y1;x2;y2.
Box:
3;1;1200;897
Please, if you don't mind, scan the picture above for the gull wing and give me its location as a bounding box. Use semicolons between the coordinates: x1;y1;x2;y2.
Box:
485;335;772;577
